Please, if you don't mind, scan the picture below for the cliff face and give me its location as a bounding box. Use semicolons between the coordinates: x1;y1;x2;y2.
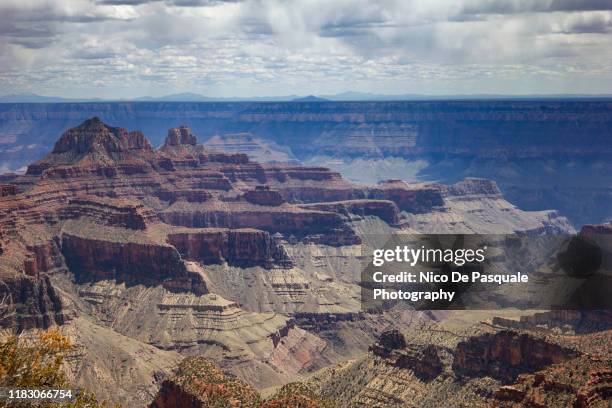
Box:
299;199;400;225
367;180;444;213
244;186;285;206
165;126;197;146
61;232;207;295
0;184;16;197
167;228;292;268
0;274;66;331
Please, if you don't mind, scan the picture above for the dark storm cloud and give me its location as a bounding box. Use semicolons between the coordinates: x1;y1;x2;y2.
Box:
319;16;394;37
461;0;612;15
168;0;241;6
563;14;612;33
551;0;612;11
9;37;56;49
320;23;392;38
0;22;54;38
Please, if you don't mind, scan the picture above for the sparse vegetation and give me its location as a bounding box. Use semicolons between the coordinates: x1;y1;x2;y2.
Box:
153;357;338;408
0;328;119;408
262;382;337;408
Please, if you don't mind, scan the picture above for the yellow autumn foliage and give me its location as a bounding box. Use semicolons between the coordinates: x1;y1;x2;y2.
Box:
0;328;119;408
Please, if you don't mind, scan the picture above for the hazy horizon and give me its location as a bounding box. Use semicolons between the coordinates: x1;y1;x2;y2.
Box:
1;0;612;99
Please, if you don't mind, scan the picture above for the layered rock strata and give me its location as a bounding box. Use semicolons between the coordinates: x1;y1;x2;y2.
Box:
0;117;583;405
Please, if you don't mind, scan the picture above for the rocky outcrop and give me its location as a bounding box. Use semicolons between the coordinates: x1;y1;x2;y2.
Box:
167;228;292;268
244;186;285;206
261;383;337;408
580;222;612;235
147;292;293;353
150;357;261;408
0;274;66;331
204;133;298;164
52;117;151;154
159;200;352;238
299;199;400;224
369;330;443;381
150;357;334;408
445;177;502;197
492;355;612;407
0;184;16;197
58;197;156;230
292;312;361;332
452;330;580;382
164;126;197;146
23;240;65;276
26;117;154;175
374;329;406;351
368;180;444;213
492;310;612;334
61;233;207;295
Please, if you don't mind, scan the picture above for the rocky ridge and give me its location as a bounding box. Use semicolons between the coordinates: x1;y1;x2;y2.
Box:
0;117;578;405
306;312;611;407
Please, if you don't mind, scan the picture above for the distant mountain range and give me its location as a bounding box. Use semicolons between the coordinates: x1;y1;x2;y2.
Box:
0;93;105;103
1;91;612;103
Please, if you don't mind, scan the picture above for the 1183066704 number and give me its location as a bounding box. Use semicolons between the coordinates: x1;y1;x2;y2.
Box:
0;388;77;401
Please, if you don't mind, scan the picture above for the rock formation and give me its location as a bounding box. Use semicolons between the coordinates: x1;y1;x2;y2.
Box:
452;330;580;383
305;313;611;408
151;357;261;408
0;117;589;406
369;330;443;381
150;357;336;408
165;126;197;147
0;184;16;197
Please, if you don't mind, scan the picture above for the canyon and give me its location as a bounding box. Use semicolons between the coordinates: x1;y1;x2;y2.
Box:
0;116;608;407
0;101;610;227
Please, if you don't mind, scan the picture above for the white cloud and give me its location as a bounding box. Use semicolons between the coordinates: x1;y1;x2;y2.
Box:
0;0;611;97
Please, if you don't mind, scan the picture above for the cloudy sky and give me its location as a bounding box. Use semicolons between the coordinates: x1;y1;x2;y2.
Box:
1;0;611;98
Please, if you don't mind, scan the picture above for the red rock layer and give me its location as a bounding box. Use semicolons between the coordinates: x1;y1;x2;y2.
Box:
299;199;400;225
452;330;580;382
167;228;292;268
0;118;405;331
61;233;207;295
